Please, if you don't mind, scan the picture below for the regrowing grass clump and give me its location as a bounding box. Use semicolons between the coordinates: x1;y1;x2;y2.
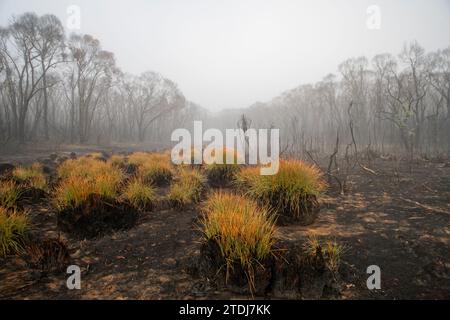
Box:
128;152;174;186
11;163;47;191
11;163;48;200
201;191;276;293
0;180;22;209
168;168;205;208
235;159;326;225
53;156;137;238
0;206;28;256
121;177;157;211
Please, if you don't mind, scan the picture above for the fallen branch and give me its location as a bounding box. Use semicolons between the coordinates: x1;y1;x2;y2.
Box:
359;163;377;175
398;197;449;215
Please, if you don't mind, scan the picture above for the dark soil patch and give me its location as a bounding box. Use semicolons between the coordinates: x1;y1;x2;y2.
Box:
0;149;448;299
57;195;139;239
0;163;15;175
19;187;48;203
194;239;272;296
194;238;341;298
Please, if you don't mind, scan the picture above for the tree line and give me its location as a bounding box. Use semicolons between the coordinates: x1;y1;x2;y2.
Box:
208;41;449;157
0;12;189;147
1;12;449;158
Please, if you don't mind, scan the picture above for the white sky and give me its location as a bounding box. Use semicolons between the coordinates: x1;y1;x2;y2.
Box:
1;0;449;111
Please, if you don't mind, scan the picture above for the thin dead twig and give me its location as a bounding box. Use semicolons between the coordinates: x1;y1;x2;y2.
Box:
398;197;449;215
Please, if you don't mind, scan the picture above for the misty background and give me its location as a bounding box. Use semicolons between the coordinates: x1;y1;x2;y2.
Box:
1;0;449;110
0;0;449;158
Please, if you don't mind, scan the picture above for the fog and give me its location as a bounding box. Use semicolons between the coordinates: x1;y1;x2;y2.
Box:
0;1;449;161
2;1;450;302
1;0;449;110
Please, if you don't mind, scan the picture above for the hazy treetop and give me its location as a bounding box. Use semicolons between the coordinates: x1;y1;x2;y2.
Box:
1;0;449;111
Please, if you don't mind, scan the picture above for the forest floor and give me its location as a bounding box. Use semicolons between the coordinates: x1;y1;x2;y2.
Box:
0;145;449;299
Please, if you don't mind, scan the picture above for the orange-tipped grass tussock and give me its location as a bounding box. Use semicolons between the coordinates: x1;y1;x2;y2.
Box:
233;165;260;190
128;152;170;166
129;152;173;185
0;180;22;209
108;154;127;167
121;177;157;210
168;168;206;207
201;192;276;282
54;158;124;209
12;163;47;191
57;157;120;180
235;159;327;221
0;207;28;256
54;176;95;209
305;235;346;273
127;152;151;166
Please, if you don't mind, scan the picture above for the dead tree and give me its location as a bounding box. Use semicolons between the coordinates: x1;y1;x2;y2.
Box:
237;114;252;162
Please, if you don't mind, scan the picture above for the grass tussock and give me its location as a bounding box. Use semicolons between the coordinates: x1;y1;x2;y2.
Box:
127;152;152;166
121;177;157;210
54;176;95;209
235;159;326;221
306;235;346;273
108;154;127;167
54;157;124;209
57;156;121;180
323;240;346;272
233;165;260;189
168;168;205;207
12;163;47;191
0;180;22;209
0;207;28;256
55;157;139;237
201;192;276;290
128;152;173;186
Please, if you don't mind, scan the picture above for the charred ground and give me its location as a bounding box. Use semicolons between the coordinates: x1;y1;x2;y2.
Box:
0;145;448;300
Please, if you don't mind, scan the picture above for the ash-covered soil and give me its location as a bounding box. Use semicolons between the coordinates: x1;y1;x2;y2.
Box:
0;147;449;299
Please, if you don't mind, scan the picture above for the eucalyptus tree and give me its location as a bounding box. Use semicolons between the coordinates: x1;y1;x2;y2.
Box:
32;14;65;139
126;71;186;142
66;33;116;143
0;13;57;142
398;41;429;149
427;47;450;117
